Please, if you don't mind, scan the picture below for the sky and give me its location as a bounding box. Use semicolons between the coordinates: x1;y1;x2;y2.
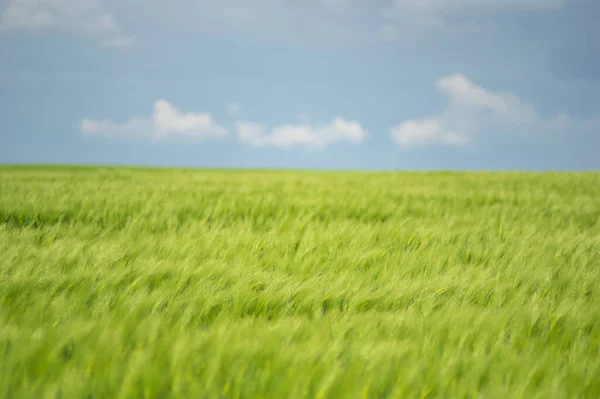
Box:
0;0;598;170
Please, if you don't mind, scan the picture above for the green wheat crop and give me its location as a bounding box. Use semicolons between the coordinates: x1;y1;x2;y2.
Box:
1;166;599;398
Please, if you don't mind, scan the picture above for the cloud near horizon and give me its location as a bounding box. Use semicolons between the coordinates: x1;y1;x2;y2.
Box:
391;73;599;149
0;0;135;47
236;118;367;151
81;100;228;141
82;103;368;151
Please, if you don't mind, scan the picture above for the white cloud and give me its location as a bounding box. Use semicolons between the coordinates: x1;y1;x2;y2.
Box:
390;73;597;149
236;117;367;151
227;102;241;116
81;117;151;139
0;0;135;47
82;100;227;141
436;74;538;125
391;120;469;148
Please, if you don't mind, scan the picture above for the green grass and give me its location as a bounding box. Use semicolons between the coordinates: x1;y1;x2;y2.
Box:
1;166;599;398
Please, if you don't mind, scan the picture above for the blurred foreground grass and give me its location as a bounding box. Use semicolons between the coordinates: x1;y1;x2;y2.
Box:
1;166;599;398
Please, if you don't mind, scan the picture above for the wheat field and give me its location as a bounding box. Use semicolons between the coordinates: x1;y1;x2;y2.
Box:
0;166;599;398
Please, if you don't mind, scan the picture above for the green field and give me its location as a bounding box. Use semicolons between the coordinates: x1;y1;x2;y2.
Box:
1;166;599;398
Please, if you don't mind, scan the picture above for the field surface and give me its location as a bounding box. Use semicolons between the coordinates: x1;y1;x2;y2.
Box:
1;166;599;398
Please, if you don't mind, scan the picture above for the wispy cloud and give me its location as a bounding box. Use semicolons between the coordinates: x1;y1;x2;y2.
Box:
227;102;241;116
0;0;135;47
387;0;565;14
391;73;597;149
82;100;227;141
382;0;566;40
236;117;367;151
103;0;378;48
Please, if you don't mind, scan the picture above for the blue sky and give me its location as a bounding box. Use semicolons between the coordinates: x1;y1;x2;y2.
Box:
0;0;598;170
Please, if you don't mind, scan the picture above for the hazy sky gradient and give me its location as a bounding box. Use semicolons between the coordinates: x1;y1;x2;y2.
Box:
1;0;598;170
